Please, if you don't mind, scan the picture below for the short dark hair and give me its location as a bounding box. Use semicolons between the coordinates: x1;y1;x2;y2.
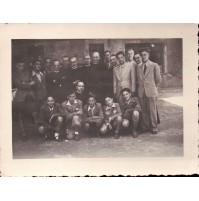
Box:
120;88;131;95
67;89;76;97
70;56;77;61
33;60;41;65
46;96;55;101
140;49;150;54
134;52;141;56
63;56;69;59
104;51;111;54
88;95;96;101
116;51;125;58
75;80;84;86
104;93;114;99
110;54;116;57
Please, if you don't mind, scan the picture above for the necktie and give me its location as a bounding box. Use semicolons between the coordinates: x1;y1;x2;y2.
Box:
143;64;147;75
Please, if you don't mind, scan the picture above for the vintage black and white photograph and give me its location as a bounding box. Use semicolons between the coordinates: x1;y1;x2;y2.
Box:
12;38;183;159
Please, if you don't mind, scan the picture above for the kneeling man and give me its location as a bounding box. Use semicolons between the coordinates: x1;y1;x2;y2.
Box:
83;95;104;135
38;96;63;141
120;88;141;138
100;95;122;139
62;90;83;141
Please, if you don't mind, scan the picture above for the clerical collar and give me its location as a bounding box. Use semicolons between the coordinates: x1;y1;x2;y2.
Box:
72;66;78;70
76;90;82;94
85;64;90;67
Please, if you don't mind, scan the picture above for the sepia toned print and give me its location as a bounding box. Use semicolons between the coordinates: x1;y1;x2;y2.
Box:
0;24;197;176
11;38;183;158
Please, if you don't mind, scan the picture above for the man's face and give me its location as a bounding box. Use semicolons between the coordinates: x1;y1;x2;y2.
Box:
47;97;55;108
85;56;91;65
122;91;131;102
105;97;113;107
117;54;125;65
88;97;96;107
53;61;60;71
16;62;25;71
68;93;76;104
70;58;78;68
134;54;142;64
76;82;85;94
34;61;41;71
110;56;117;66
127;50;134;61
105;52;111;61
46;58;51;64
62;57;69;66
92;52;100;64
141;51;149;63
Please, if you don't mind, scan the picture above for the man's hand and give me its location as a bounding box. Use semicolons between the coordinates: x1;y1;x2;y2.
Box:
49;114;55;123
30;81;35;85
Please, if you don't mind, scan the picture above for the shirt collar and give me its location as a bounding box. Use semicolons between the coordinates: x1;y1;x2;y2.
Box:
88;105;95;111
49;106;54;111
32;71;43;76
66;100;77;106
106;103;116;110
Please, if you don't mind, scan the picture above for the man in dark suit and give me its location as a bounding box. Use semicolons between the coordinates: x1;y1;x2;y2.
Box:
46;60;67;103
86;52;105;103
75;80;88;105
137;49;162;134
66;56;84;89
44;58;53;74
38;96;64;141
13;61;36;140
83;95;104;135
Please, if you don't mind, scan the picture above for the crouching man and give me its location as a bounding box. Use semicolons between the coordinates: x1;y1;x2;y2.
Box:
38;96;64;141
100;94;122;139
83;95;104;136
120;88;141;138
62;90;83;141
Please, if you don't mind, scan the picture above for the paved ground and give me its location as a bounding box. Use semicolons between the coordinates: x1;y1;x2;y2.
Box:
12;87;183;159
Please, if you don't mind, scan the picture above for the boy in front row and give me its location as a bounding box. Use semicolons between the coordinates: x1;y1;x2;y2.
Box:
38;96;63;141
83;95;104;135
100;95;122;139
120;88;141;138
62;90;83;141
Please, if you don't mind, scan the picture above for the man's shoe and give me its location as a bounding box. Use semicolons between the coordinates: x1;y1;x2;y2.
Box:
55;132;61;142
132;130;138;138
114;131;120;139
151;131;158;134
74;134;80;141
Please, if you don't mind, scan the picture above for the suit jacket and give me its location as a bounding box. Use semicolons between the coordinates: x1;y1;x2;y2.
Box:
62;99;83;119
13;69;35;102
32;71;47;101
75;91;88;105
113;62;136;98
46;71;67;103
39;103;63;125
83;103;104;118
137;60;162;98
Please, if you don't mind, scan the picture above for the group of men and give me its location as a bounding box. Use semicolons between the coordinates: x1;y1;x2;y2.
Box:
12;48;162;141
